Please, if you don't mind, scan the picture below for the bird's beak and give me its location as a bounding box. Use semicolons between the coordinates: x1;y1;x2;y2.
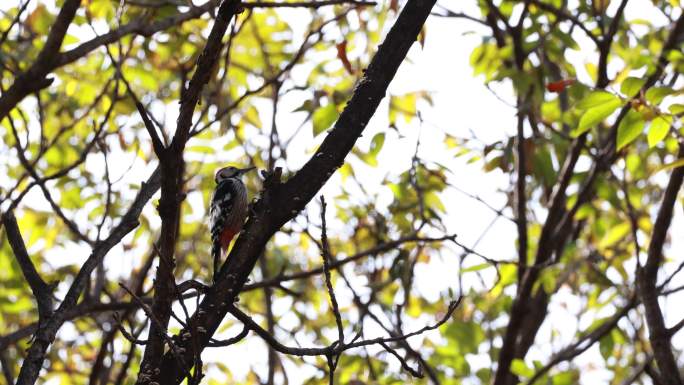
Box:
238;166;256;175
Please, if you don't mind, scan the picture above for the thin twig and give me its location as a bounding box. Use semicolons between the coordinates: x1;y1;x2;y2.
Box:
118;283;190;370
113;313;148;346
319;196;344;346
228;298;461;357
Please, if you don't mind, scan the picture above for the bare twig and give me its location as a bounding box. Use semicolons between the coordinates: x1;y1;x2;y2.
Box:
119;283;190;371
243;234;460;291
319;196;344;346
0;0;32;47
114;313;149;346
206;326;249;347
378;341;422;378
228;298;461;357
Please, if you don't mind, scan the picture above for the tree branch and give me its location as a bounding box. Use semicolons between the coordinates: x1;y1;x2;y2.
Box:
597;0;629;87
319;196;344;346
0;0;81;121
515;103;528;280
243;234;457;291
1;212;53;320
227;299;460;358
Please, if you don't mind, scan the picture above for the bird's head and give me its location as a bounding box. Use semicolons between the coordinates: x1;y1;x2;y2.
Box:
215;166;256;183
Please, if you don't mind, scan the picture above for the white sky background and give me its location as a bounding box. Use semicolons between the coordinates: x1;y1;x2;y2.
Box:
2;0;684;384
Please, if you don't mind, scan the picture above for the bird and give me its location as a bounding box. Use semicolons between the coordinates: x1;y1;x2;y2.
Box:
209;165;255;282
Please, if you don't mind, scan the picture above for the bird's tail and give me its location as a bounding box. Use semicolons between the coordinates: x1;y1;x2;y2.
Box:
211;239;222;283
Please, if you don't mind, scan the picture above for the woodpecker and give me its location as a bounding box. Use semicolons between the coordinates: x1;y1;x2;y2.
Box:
210;165;255;282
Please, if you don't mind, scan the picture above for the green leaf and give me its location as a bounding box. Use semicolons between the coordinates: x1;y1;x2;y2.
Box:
443;320;484;353
292;100;314;113
369;132;385;157
620;76;646;96
510;359;534;378
462;263;491;273
599;333;614;360
389;93;418;124
598;222;630;249
552;372;578;385
576;90;619;110
354;134;386;167
187;145;215;154
647;116;671;147
312;103;338;136
616;109;645;150
573;98;622;136
425;191;446;213
669;104;684;115
27;4;52;34
243;105;263;129
537;268;558;294
645;86;673;104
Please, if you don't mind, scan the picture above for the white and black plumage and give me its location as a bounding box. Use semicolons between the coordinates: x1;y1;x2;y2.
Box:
209;166;254;282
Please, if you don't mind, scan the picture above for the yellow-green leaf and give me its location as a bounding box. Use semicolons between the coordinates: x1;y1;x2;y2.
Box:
312;103;338;136
616;109;645;150
389;93;418;124
462;263;491;273
599;222;630;249
645;87;673;104
620;76;646;96
573;98;622;136
510;359;534;378
647;116;671;147
576;90;619;110
368;132;385;156
669;104;684;114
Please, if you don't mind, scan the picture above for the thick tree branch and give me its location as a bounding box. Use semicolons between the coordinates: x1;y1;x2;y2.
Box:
0;0;81;121
515;104;528;280
1;212;53;320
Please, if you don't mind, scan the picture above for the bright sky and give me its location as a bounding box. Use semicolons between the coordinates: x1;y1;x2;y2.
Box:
3;0;684;384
